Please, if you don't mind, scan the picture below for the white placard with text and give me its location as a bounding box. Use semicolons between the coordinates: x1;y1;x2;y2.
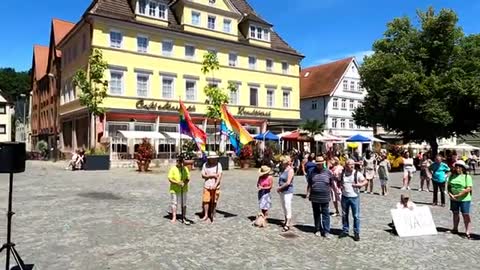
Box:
391;206;437;237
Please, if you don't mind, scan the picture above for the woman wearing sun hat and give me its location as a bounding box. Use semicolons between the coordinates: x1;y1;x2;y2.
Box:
257;165;274;219
447;160;473;239
201;152;223;222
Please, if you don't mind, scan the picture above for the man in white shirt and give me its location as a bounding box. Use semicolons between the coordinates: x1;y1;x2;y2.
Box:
338;159;368;241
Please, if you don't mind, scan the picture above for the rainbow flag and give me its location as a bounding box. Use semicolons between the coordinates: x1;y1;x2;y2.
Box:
179;100;207;152
220;104;253;153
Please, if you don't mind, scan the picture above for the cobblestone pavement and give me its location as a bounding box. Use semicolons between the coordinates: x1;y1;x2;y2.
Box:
0;161;478;269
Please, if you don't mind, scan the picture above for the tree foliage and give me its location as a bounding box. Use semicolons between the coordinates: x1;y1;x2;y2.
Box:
301;119;325;135
73;49;109;116
354;7;480;155
0;68;31;101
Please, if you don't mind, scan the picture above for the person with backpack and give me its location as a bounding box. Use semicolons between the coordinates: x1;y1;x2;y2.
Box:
429;155;450;207
338;159;368;241
447;160;473;239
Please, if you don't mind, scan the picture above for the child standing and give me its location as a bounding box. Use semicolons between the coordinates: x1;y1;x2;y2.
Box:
257;166;273;219
377;152;391;196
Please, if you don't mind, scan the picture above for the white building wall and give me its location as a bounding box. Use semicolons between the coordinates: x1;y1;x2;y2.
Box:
325;60;373;138
300;96;330;123
0;94;12;142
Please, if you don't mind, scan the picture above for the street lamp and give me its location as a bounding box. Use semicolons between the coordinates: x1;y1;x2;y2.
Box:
47;73;58;162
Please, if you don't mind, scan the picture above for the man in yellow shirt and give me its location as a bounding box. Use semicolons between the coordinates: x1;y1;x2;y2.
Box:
168;156;190;224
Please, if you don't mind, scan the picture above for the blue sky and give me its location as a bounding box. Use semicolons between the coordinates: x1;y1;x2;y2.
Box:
1;0;479;71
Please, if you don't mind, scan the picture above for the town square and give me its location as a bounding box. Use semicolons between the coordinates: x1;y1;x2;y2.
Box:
0;0;480;269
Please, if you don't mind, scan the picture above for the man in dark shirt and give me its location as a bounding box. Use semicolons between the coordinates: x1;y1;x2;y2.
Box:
307;156;337;238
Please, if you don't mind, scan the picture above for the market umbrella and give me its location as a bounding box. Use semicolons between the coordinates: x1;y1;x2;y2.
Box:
454;143;480;151
254;131;280;141
281;130;312;141
346;134;371;142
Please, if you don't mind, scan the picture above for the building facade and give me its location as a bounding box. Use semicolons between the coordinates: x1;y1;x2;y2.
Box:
300;57;373;138
0;92;13;142
58;0;303;153
30;19;75;153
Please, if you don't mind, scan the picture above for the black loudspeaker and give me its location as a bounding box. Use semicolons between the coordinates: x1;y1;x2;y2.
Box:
0;142;26;174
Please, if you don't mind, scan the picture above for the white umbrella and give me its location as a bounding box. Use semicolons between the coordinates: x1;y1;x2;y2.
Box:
453;143;480;151
403;142;429;149
438;143;457;150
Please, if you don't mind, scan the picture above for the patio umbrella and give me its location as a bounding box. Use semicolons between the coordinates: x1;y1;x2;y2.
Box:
454;143;480;151
281;130;312;141
254;131;280;141
346;134;371;142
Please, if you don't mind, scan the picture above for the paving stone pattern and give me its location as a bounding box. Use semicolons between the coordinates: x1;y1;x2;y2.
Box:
0;161;478;269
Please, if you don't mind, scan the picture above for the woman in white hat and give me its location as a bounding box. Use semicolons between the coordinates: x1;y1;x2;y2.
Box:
447;160;473;239
257;165;273;220
200;152;223;222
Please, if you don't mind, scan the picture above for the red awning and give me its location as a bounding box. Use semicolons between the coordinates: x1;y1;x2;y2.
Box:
281;130;312;141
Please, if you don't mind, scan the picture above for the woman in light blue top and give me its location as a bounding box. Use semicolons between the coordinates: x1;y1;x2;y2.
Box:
277;156;295;231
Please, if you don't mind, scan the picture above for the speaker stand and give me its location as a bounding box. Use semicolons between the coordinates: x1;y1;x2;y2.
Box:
0;173;32;270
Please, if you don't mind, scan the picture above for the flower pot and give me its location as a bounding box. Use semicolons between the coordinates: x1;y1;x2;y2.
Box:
137;160;151;172
219;156;230;170
240;159;251;169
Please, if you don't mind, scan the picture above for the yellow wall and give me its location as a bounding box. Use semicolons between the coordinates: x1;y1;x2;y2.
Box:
194;0;233;12
60;15;301;120
136;15;169;28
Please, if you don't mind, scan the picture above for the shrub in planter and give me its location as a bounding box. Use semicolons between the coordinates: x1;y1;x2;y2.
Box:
180;140;197;170
239;144;253;169
135;138;154;172
84;146;110;170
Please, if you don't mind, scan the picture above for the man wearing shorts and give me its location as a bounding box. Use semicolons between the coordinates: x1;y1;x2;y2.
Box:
167;156;190;224
201;152;223;222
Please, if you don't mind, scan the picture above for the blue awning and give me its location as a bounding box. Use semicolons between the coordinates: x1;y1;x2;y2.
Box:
254;130;280;141
346;134;371;142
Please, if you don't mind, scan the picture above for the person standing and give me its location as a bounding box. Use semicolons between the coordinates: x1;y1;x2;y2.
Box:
429;155;451;207
447;160;473;239
277;156;295;231
257;166;273;220
420;154;433;192
377;152;391;196
307;156;337;238
401;152;416;190
339;159;368;241
363;151;377;194
201;152;223;222
167;156;190;224
329;157;343;216
468;152;478;175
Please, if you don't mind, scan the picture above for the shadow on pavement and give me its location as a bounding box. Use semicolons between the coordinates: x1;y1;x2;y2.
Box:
77;191;122;200
294;193;307;199
247;216;285;227
293;224;343;236
413;201;433;206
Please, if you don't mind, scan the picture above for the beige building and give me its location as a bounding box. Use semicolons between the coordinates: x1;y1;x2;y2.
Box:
0;91;13;142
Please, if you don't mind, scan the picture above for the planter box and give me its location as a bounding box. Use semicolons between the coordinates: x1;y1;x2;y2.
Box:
219;156;230;171
84;155;110;171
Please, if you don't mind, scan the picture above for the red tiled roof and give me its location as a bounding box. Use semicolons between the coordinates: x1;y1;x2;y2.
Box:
33;45;49;79
52;18;75;57
300;57;354;99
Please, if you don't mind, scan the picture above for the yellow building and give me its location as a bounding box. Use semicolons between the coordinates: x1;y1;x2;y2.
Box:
58;0;303;154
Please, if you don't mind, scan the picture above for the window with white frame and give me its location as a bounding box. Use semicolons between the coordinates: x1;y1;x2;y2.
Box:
340;119;346;129
343;80;348;91
136;73;149;97
311;100;317;110
248;56;256;69
349;119;354;129
266;89;275;107
137;35;149;53
332;98;338;109
282;90;290;108
134;123;154;132
0;104;5;114
161;76;174;99
185;80;197;101
349;99;355;111
137;0;167;20
229;84;239;104
208;16;216;30
109;30;122;48
223;19;231;33
191;11;201;26
162;40;173;56
281;61;289;74
185;44;195;59
249;25;270;41
228;52;237;67
109;70;124;95
0;125;5;135
332;118;338;128
357;81;363;92
266;59;273;72
249;87;258;106
350;81;355;91
207;48;217;56
341;98;346;110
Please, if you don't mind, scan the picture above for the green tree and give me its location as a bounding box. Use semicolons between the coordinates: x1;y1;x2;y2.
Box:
201;52;236;151
354;7;480;156
73;49;109;150
300;119;325;136
0;68;31;101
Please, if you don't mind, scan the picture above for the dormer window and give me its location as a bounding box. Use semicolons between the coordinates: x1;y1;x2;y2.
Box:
249;25;270;42
137;0;168;20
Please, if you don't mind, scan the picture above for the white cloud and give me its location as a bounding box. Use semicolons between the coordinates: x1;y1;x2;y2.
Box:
311;50;374;65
